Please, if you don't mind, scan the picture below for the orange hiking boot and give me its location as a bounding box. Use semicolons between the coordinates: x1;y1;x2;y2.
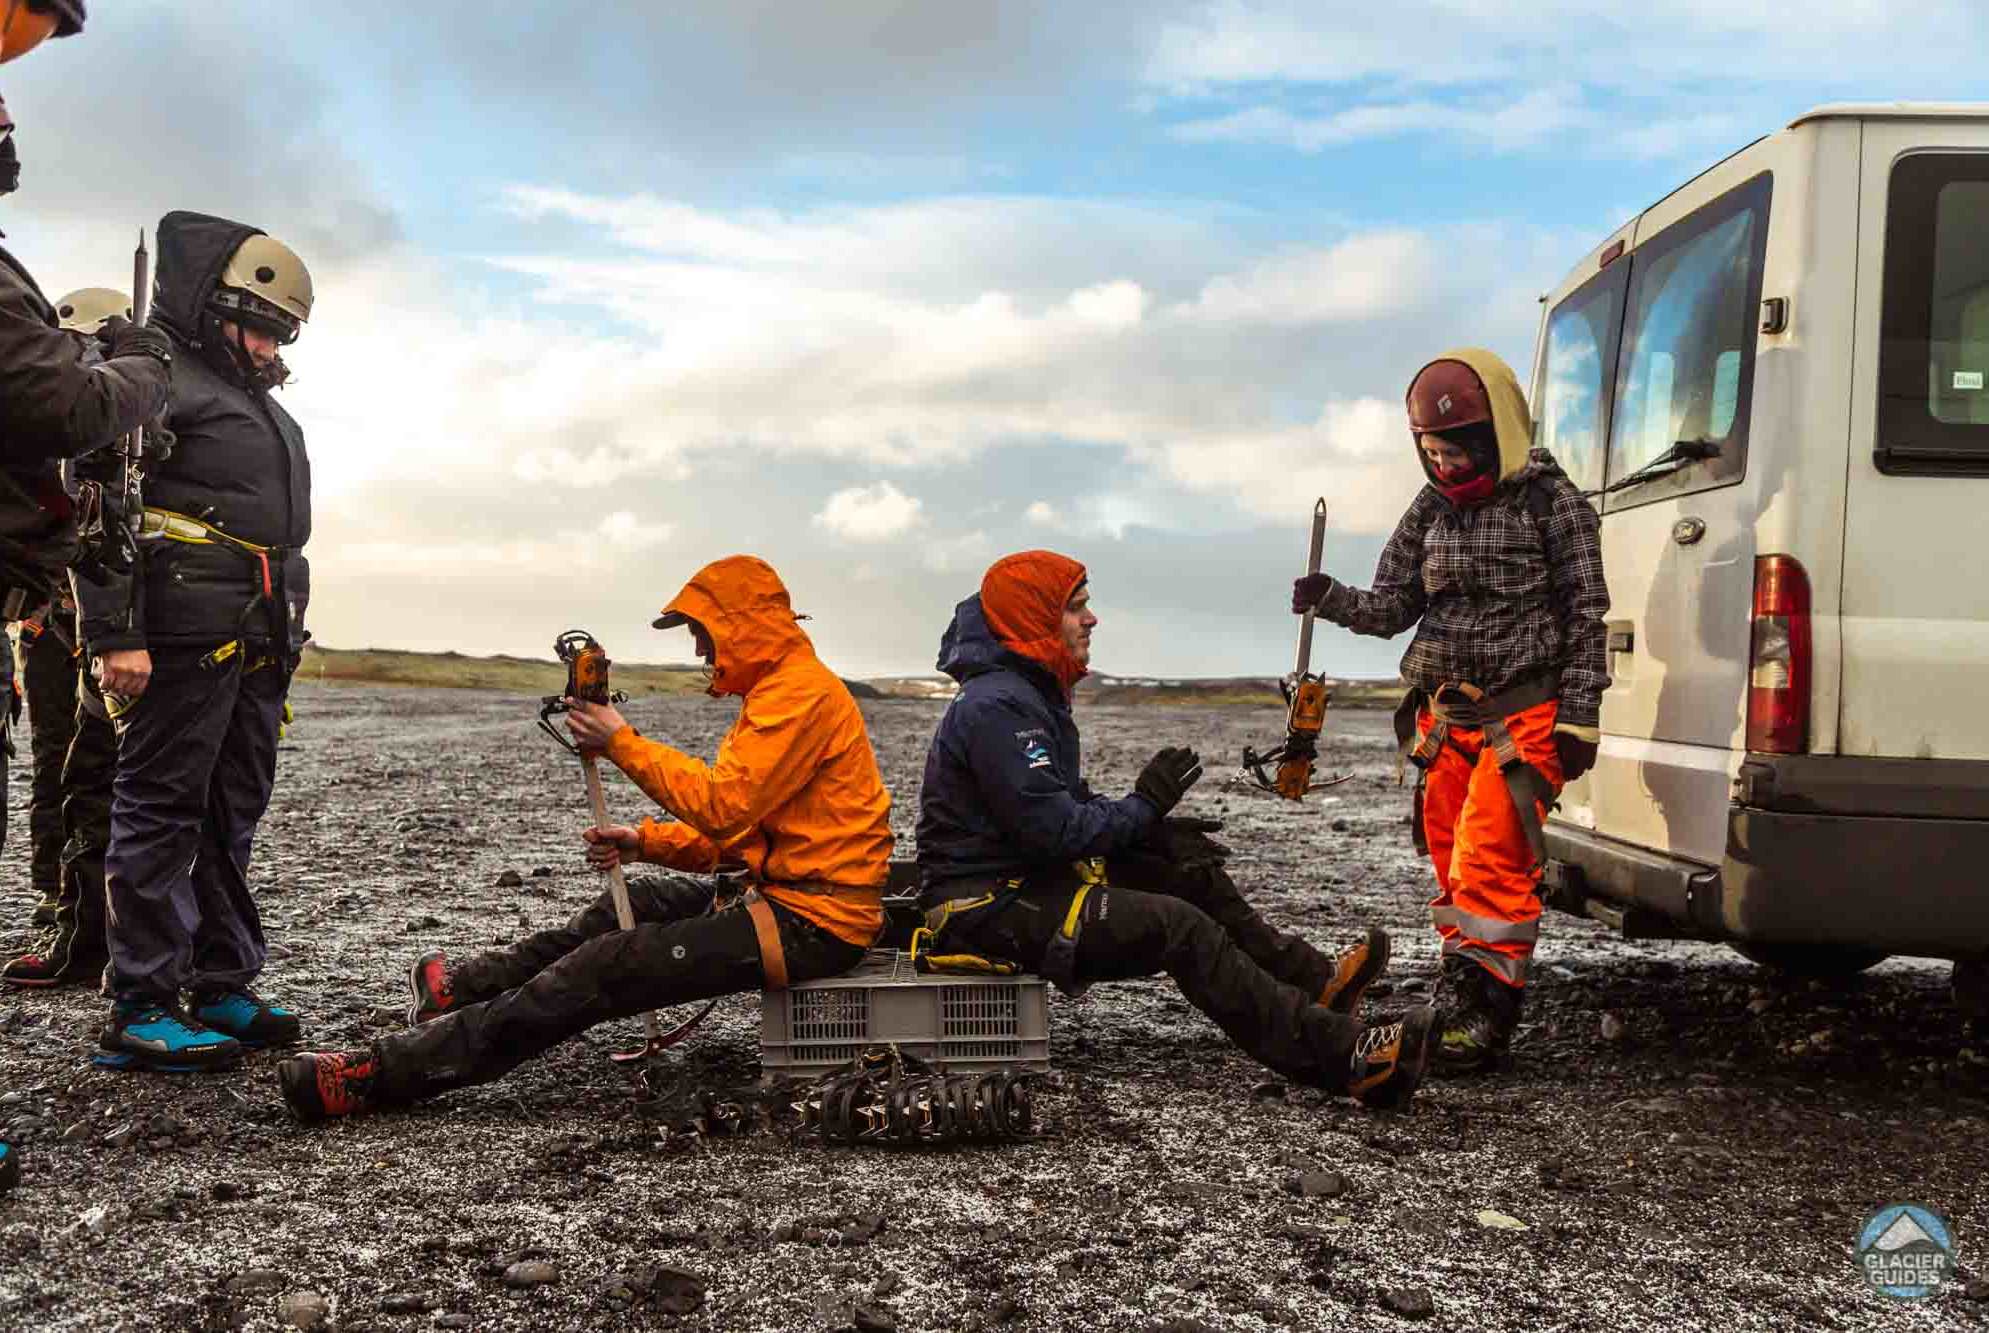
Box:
278;1051;381;1122
1347;1004;1436;1109
405;949;458;1026
1318;926;1390;1015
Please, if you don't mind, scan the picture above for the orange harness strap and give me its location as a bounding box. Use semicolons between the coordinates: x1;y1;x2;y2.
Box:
744;890;789;991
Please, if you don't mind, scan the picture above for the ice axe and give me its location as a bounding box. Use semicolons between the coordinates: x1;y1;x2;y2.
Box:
1242;498;1353;799
537;630;718;1062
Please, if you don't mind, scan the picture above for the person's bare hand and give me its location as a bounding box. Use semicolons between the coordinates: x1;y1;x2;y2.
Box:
563;698;629;753
94;648;152;698
582;823;641;871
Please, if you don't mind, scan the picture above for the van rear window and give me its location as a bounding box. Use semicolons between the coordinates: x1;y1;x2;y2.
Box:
1532;262;1626;495
1603;173;1771;510
1879;155;1989;474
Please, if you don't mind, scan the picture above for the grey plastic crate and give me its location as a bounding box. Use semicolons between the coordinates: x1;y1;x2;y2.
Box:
760;949;1051;1082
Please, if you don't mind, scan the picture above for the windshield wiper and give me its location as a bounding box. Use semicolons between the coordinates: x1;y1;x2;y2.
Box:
1587;438;1721;499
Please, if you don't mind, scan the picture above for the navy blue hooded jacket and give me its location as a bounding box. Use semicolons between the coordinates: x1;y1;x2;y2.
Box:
915;594;1158;898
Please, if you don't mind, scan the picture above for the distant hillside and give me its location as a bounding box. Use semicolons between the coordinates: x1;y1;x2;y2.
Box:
297;645;888;699
869;671;1403;709
296;645;710;697
295;645;1391;707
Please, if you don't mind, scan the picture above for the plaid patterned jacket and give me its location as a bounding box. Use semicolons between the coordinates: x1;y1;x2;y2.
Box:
1316;449;1610;728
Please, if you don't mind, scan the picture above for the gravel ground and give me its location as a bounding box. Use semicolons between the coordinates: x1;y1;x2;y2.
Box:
1;683;1986;1332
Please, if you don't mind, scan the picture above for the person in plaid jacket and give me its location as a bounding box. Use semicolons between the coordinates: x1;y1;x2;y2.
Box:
1293;347;1608;1074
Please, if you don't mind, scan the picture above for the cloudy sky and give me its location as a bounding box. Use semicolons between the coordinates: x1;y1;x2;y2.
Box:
4;2;1982;676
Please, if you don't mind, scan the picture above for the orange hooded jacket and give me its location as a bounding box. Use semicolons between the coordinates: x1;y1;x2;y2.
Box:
601;555;893;948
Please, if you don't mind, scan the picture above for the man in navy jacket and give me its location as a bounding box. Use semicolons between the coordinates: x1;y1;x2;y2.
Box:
916;550;1434;1108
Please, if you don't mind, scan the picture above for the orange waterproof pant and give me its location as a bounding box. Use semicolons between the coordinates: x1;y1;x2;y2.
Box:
1417;698;1563;990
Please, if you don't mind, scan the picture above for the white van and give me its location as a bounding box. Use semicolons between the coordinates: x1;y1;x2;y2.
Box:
1530;103;1989;993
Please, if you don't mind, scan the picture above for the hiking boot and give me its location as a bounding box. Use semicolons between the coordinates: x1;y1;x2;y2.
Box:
190;988;302;1048
406;949;458;1026
2;935;107;989
29;897;58;929
99;997;242;1072
0;1140;19;1195
1348;1004;1437;1109
278;1051;381;1122
1317;926;1390;1015
1433;958;1522;1076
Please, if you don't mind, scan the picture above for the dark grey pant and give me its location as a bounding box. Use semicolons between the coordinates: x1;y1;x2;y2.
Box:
374;874;868;1102
103;644;288;1002
23;612;78;902
926;857;1360;1091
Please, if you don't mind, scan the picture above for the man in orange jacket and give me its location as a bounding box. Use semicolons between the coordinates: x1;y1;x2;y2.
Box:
277;555;892;1118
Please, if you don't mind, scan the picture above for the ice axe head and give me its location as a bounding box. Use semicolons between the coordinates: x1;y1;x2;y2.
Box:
536;629;627;754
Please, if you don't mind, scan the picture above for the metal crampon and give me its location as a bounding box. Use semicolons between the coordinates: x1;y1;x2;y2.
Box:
793;1045;1034;1148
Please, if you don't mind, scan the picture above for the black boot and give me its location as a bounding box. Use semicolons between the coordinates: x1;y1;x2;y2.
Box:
1432;957;1522;1076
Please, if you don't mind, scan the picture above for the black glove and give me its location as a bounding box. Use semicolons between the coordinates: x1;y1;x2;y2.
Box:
1134;746;1203;816
1148;815;1230;866
1555;728;1598;782
99;316;172;367
1292;572;1335;614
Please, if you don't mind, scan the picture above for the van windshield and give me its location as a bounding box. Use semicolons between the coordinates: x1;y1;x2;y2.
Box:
1879;155;1989;473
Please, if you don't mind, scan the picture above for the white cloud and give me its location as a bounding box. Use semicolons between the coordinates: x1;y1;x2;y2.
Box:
1024;501;1058;524
1170;87;1590;154
813;481;927;542
599;511;672;548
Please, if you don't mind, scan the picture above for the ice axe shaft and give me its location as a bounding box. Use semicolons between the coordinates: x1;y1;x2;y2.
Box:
581;752;666;1057
1293;497;1326;678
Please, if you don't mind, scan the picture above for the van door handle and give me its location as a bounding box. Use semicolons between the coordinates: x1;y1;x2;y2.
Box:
1607;627;1635;654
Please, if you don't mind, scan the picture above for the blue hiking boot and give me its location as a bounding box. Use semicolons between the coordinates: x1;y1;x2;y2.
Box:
97;997;243;1072
190;988;302;1049
0;1139;19;1195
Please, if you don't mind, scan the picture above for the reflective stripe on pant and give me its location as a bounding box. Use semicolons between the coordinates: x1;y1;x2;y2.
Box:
1418;698;1562;989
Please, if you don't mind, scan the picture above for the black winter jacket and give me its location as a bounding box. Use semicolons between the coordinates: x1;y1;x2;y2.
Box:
915;595;1157;897
0;240;170;599
74;213;310;655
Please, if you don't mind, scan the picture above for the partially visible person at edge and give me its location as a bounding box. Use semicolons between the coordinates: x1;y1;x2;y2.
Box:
277;555;893;1120
1293;348;1609;1075
72;212;316;1072
0;0;156;1195
915;551;1437;1109
5;287;134;991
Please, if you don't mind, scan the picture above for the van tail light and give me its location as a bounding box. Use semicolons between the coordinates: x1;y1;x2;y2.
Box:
1747;555;1811;754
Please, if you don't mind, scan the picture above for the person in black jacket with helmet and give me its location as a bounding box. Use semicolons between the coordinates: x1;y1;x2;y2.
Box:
75;211;313;1072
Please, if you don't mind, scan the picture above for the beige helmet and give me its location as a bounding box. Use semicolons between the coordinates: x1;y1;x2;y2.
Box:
209;232;312;344
53;286;129;334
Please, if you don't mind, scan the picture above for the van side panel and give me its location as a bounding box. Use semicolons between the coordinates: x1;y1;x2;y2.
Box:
1840;122;1989;761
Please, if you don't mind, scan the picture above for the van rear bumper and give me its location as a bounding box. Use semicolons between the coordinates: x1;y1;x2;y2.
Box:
1547;750;1989;959
1721;807;1989;957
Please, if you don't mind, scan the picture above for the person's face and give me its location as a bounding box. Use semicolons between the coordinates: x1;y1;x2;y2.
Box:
218;320;283;372
1418;433;1476;481
690;623;715;664
1061;585;1097;667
